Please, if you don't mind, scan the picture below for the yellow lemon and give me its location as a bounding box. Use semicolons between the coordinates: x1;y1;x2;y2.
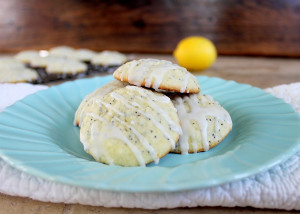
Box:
173;36;217;71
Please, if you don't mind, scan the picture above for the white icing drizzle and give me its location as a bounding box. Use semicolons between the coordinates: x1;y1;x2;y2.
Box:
215;120;220;136
174;94;232;154
127;60;151;86
127;85;171;103
80;117;115;165
109;89;177;149
90;122;114;165
74;81;128;126
129;86;182;135
83;112;145;166
76;97;95;126
121;60;138;81
85;112;106;123
175;98;191;154
113;117;159;164
180;75;191;93
191;129;200;153
91;122;145;166
95;99;125;116
144;62;171;90
90;94;159;164
80;112;109;155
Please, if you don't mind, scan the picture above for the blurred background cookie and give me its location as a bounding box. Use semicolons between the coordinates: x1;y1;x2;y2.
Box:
0;57;39;83
24;55;87;82
0;46;129;84
48;46;75;58
14;50;41;65
91;51;127;73
70;49;97;63
0;57;26;69
45;57;88;80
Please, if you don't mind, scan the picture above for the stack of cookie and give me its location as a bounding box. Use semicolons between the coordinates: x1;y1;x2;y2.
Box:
75;59;232;166
15;47;88;82
48;47;127;70
48;46;128;73
0;46;128;84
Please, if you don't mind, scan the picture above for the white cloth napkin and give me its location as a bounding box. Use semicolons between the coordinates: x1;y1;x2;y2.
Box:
0;82;299;210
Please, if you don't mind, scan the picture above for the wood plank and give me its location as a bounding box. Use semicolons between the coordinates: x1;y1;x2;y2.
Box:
0;193;297;214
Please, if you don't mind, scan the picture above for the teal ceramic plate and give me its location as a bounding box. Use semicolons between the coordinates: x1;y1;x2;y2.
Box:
0;76;300;192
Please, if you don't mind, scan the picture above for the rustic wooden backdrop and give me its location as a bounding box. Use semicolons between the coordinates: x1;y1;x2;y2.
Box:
0;0;299;57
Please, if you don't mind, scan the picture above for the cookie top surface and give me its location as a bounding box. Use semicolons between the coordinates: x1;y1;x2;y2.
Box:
0;57;26;69
74;80;129;126
71;49;97;62
0;67;38;83
171;93;232;154
91;51;127;66
79;85;182;166
113;59;201;93
28;55;63;68
49;46;75;57
45;57;87;74
28;56;50;68
14;50;40;63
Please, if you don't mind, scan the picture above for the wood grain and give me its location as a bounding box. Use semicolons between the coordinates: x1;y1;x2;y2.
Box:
0;1;299;56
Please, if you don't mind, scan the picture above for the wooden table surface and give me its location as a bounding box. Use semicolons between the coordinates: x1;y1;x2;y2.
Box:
1;0;300;57
0;54;300;214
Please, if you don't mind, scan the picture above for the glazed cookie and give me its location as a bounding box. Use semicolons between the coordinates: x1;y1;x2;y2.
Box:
0;67;38;83
71;49;97;62
0;57;26;69
49;46;75;57
28;55;67;69
14;50;40;64
28;55;53;69
28;56;88;82
171;93;232;154
0;57;38;83
91;51;127;66
79;85;182;166
46;57;87;75
113;59;201;93
74;80;129;126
